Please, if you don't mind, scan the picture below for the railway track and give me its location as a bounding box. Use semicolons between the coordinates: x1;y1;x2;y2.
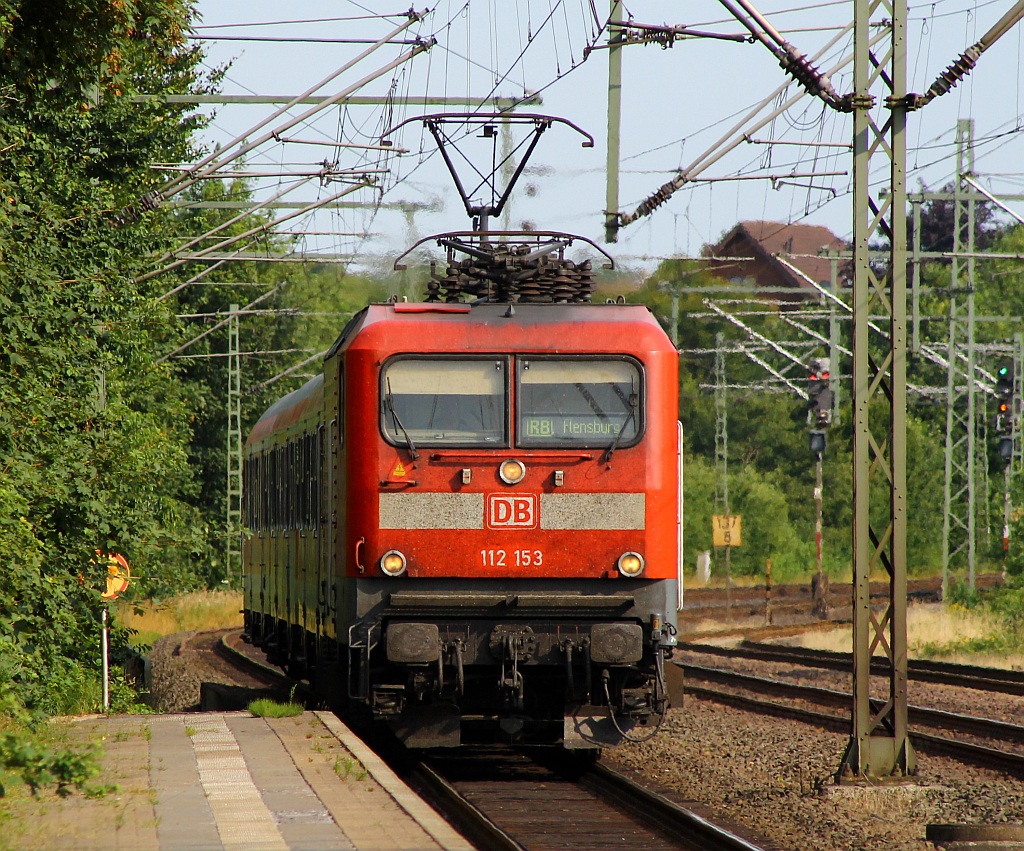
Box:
681;661;1024;777
215;629;769;849
184;627;311;710
400;745;769;851
683;573;1003;613
682;640;1024;695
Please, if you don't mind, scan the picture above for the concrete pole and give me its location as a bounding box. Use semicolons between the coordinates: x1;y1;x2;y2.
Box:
604;2;623;243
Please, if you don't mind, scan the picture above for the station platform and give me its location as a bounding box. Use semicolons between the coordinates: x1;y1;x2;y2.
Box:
7;711;474;851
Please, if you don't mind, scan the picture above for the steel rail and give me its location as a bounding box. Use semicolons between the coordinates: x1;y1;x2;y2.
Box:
585;761;767;851
683;668;1024;777
402;759;523;851
220;629;768;847
684;663;1024;742
680;640;1024;695
409;747;767;851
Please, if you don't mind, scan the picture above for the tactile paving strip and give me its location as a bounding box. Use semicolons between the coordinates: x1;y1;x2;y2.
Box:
190;717;289;851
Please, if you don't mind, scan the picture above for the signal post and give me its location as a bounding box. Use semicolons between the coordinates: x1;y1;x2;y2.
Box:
808;359;831;618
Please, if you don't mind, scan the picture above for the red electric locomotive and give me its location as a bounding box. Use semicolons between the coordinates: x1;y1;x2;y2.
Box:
242;250;682;748
242;116;681;749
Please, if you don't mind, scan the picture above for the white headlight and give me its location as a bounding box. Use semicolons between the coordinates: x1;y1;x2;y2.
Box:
499;458;526;485
380;550;407;576
617;551;645;577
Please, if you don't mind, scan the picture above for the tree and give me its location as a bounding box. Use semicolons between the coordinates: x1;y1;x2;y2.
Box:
909;180;1008;255
0;0;211;711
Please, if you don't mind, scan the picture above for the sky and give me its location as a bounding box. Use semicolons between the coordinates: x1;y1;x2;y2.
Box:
182;1;1024;276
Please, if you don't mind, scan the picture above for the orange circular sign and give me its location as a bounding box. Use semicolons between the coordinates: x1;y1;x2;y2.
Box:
97;552;130;600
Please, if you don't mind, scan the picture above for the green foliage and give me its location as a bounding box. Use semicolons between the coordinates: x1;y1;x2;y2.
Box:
635;246;970;586
0;0;213;724
918;579;1024;658
332;755;368;781
946;579;983;609
0;732;101;798
984;580;1024;643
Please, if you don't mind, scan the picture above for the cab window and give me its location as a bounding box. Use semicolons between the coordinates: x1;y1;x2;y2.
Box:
381;358;507;447
516;358;642;448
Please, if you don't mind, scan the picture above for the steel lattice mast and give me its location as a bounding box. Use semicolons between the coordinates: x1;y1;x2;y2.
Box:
839;0;915;779
226;304;243;585
941;120;979;596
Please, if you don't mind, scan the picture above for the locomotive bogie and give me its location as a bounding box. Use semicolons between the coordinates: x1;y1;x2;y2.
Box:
242;301;681;748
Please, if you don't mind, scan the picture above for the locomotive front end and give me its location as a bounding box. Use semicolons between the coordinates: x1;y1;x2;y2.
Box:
343;301;681;749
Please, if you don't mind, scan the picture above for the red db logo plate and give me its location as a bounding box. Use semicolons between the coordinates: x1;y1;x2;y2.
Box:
487;494;537;529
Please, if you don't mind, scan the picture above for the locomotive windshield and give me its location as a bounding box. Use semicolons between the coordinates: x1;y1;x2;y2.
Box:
382;358;507;446
516;358;642;448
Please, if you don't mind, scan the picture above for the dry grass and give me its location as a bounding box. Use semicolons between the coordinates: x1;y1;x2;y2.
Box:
116;591;242;647
794;601;1024;669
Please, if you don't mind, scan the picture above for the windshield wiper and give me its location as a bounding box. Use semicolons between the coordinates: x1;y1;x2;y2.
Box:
602;391;638;465
385;379;419;460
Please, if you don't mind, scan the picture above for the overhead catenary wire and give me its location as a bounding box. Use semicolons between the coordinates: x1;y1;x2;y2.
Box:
137;181;374;284
246;349;332;394
191;12;412;30
171;348;318;358
157;284;290;363
157;258;232;302
151;179;309;268
155;11;432;203
617;21;872;228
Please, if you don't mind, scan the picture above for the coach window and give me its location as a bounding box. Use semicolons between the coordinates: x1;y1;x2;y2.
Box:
516;358;643;448
381;358;507;447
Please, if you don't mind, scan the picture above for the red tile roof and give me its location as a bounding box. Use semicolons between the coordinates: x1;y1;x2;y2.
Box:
705;220;849;296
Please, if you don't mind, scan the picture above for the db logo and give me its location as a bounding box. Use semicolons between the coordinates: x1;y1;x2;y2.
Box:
487;494;537;529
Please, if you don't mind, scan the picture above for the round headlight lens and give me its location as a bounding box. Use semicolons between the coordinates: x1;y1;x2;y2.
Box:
499;458;526;485
617;552;645;577
380;550;407;576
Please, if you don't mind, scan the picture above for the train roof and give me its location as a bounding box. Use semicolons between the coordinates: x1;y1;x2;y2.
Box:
246;373;323;447
326;301;673;358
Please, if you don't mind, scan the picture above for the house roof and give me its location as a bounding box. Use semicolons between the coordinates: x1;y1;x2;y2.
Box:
705;220;848;293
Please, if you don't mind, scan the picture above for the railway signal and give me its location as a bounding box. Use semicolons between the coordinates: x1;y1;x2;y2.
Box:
995;360;1011;430
807;358;832;429
809;430;827;456
995;361;1014;433
998;436;1014;462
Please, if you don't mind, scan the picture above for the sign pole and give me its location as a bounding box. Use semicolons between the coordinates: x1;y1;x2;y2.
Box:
95;550;130;713
101;606;110;712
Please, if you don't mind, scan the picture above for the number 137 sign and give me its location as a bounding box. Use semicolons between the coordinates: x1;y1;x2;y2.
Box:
712;514;742;547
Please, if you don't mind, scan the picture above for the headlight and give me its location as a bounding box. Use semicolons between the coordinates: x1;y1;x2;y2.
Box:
499;458;526;485
617;551;645;577
380;550;407;576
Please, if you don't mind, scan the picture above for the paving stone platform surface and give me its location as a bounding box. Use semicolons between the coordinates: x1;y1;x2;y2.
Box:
0;711;473;851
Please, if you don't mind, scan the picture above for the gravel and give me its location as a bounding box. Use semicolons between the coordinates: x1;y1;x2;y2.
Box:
147;630;206;712
614;687;1024;850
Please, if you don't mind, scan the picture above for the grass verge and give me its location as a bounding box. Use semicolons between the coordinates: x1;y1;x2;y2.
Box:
116;590;242;648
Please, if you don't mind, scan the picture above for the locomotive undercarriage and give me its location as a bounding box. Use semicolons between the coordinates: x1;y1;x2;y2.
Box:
347;614;675;748
244;579;681;749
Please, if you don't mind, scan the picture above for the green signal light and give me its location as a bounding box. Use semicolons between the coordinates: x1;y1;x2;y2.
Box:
999;366;1010;376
